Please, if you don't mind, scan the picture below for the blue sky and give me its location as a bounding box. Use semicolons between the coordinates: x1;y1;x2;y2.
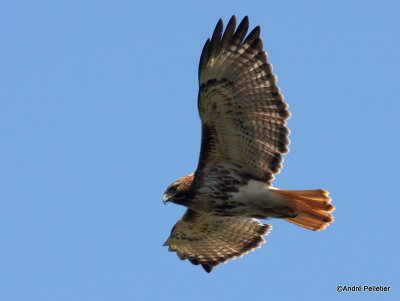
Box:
1;1;399;300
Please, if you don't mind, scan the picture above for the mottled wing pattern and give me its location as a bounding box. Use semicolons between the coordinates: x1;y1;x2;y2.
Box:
164;209;271;272
196;16;290;184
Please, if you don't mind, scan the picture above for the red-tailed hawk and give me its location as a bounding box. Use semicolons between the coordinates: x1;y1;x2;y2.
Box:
163;16;334;273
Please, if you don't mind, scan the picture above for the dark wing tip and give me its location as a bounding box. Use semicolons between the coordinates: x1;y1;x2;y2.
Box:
250;37;263;52
220;16;237;51
199;16;255;82
231;16;250;46
243;25;261;45
208;19;224;59
189;258;200;265
215;18;223;32
188;258;217;273
198;39;211;81
189;258;217;273
202;264;213;273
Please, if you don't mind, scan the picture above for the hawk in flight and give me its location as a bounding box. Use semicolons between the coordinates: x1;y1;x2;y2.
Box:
163;16;334;273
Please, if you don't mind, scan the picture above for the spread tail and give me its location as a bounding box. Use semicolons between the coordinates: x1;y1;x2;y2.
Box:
273;189;335;231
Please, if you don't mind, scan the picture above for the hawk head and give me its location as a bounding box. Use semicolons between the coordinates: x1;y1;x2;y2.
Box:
163;173;195;205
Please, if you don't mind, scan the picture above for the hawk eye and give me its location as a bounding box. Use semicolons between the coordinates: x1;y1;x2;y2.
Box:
169;186;177;193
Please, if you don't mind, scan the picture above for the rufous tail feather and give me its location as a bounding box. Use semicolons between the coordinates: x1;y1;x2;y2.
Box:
273;189;334;231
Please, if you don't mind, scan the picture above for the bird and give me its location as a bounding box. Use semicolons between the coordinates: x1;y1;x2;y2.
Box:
162;16;334;273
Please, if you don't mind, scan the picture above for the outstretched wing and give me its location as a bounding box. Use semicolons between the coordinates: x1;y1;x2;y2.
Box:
196;16;290;185
164;209;271;273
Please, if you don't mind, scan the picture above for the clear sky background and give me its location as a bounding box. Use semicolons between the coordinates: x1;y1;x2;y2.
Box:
1;1;399;300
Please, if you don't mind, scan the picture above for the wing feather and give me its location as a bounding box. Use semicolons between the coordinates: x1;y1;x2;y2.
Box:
164;209;271;272
230;16;249;46
219;16;236;51
196;16;290;184
208;19;223;60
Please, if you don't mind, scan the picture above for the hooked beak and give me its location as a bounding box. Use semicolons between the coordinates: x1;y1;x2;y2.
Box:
163;194;170;205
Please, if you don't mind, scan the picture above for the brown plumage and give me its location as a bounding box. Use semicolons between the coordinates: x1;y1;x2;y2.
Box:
164;208;271;273
163;16;334;273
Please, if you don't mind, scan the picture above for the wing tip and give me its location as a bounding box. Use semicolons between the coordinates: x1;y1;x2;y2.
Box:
202;264;213;273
